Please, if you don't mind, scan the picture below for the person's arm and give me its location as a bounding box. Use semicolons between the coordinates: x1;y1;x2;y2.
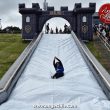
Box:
55;57;63;66
53;57;56;68
55;57;61;62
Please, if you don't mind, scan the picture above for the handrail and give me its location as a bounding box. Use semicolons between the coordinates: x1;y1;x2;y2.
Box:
97;31;110;51
71;31;110;99
0;32;43;104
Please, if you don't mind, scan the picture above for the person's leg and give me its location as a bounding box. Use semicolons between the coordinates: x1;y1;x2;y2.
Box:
51;73;57;79
51;73;64;79
55;73;64;79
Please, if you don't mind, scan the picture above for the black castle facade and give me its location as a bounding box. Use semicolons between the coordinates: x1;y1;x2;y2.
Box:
19;3;96;40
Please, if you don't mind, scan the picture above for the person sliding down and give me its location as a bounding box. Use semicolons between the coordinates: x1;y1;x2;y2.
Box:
51;57;64;79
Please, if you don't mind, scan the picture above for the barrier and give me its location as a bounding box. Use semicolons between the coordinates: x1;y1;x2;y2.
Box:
71;31;110;99
0;32;43;104
97;31;110;51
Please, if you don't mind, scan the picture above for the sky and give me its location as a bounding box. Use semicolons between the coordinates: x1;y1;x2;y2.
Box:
0;0;110;29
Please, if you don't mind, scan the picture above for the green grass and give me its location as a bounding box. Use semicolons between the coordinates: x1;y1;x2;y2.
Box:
86;38;110;74
0;34;29;78
86;41;102;61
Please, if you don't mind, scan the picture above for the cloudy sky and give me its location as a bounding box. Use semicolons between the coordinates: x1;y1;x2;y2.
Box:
0;0;110;29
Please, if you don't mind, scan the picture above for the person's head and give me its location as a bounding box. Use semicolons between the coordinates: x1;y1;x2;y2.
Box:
56;62;60;67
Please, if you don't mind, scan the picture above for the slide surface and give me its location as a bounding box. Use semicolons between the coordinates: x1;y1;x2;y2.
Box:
0;34;110;110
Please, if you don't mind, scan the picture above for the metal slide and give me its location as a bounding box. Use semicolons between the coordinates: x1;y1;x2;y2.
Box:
0;34;110;110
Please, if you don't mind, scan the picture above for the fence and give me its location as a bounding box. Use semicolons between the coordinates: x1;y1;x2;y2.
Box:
96;31;110;51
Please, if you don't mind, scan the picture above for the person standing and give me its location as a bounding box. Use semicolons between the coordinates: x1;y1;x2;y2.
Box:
64;24;68;33
59;28;62;34
56;27;58;34
50;28;54;34
46;23;50;34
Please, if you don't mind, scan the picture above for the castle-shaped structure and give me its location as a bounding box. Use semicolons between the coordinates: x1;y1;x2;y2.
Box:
19;3;96;40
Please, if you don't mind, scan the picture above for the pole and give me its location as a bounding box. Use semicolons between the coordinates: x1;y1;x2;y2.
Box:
0;19;2;30
43;0;48;33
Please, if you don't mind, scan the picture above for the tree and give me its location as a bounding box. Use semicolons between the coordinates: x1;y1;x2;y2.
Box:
1;26;21;33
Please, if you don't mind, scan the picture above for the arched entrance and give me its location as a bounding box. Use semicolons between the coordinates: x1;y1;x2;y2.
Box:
19;2;96;41
42;17;70;33
38;11;76;34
